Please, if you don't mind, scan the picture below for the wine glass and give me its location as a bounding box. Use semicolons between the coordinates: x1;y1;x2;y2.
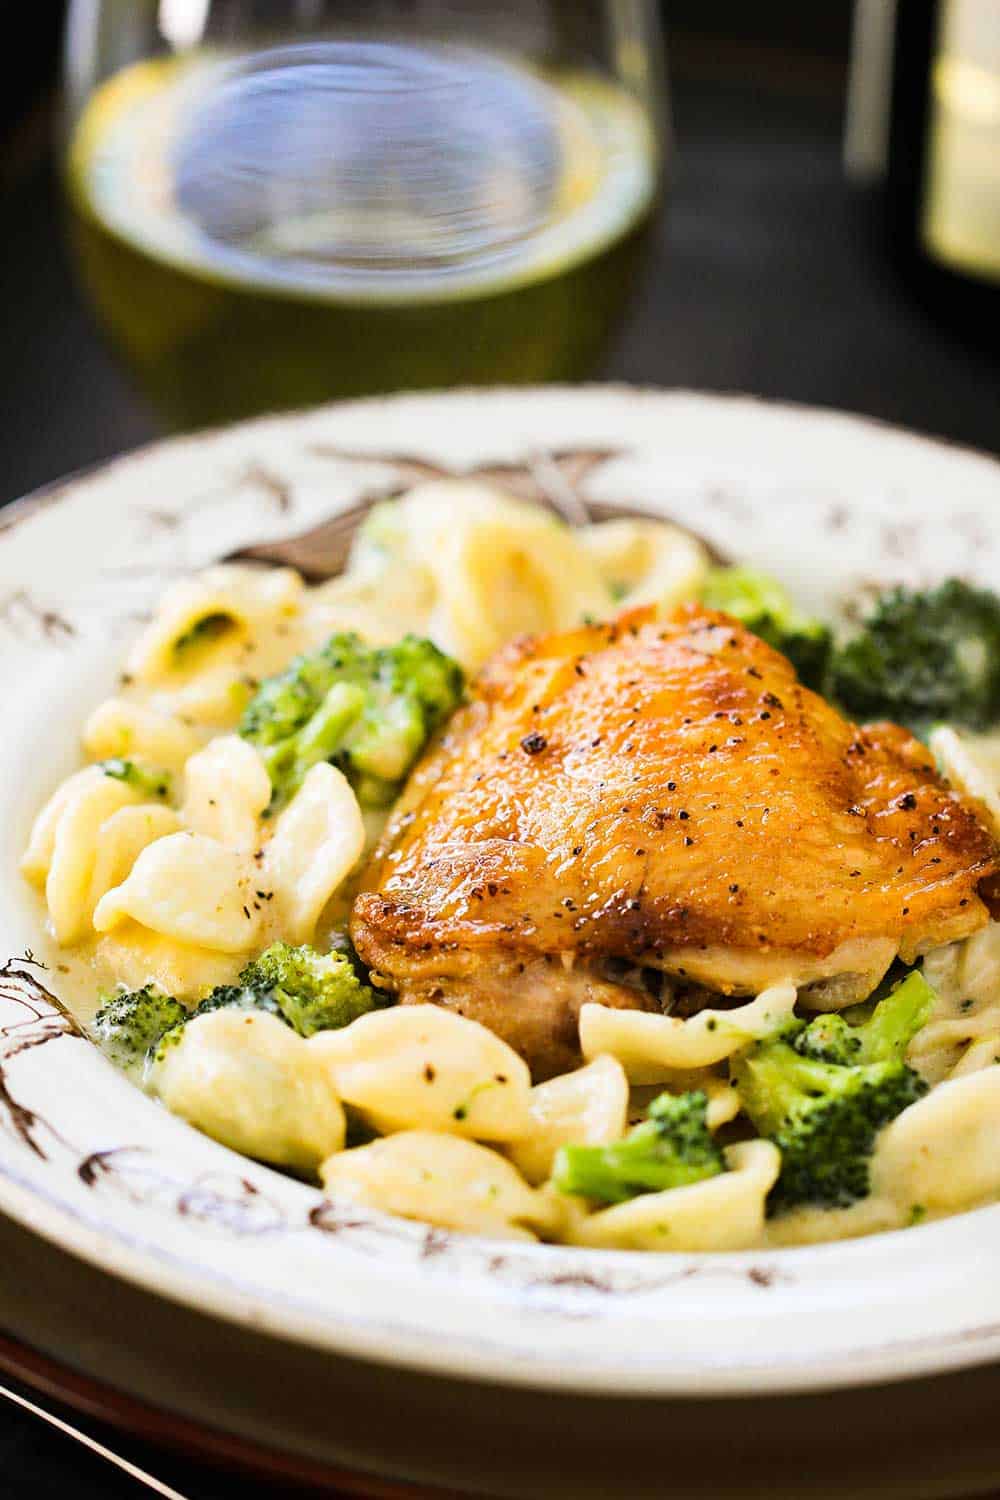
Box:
62;0;667;429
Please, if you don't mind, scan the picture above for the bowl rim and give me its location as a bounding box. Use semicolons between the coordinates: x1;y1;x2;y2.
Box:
3;383;1000;1401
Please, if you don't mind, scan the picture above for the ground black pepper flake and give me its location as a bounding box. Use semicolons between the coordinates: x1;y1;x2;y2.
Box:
678;810;690;820
520;732;547;755
683;836;694;846
897;792;918;811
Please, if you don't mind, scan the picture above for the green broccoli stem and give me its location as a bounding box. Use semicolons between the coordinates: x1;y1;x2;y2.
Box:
738;1044;859;1138
101;759;172;800
553;1090;724;1204
856;971;935;1062
289;681;367;789
732;970;936;1213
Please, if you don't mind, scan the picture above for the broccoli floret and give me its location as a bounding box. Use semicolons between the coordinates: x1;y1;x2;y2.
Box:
552;1090;725;1205
238;941;377;1036
101;758;172;800
804;971;934;1065
152;942;378;1061
789;1012;861;1067
732;972;935;1213
700;566;832;690
90;986;187;1070
191;983;281;1020
829;579;1000;735
96;942;379;1073
239;631;463;810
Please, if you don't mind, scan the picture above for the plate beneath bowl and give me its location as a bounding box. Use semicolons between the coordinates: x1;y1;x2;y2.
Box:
4;1202;1000;1499
1;386;1000;1421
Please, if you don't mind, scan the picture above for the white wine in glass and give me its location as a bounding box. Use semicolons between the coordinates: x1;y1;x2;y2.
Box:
63;0;666;428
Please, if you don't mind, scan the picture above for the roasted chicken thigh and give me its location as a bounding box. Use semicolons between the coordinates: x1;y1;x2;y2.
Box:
352;606;1000;1077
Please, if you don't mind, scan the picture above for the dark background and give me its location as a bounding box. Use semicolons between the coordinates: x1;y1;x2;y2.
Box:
0;4;998;1497
2;1;998;510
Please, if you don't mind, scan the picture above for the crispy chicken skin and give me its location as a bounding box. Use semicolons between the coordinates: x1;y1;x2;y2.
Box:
352;606;1000;1077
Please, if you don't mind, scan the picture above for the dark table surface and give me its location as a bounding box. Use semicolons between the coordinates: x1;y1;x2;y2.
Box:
1;36;999;1500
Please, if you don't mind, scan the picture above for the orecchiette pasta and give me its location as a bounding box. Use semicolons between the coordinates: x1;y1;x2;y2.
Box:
309;562;438;648
262;763;365;944
930;726;1000;834
911;923;1000;1082
126;565;303;683
579;517;709;612
310;1004;533;1141
93;831;263;952
342;482;613;671
83;698;203;773
94;925;242;1003
872;1067;1000;1216
155;1010;345;1171
580;984;798;1081
28;769;144;944
22;766;108;887
88;804;182;912
182;734;271;850
320;1131;558;1241
565;1141;781;1252
949;1035;1000;1078
507;1055;629;1186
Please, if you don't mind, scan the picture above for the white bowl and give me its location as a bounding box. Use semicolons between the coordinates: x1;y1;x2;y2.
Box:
2;387;1000;1491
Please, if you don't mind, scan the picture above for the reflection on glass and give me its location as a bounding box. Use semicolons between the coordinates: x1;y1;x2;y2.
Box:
63;1;666;428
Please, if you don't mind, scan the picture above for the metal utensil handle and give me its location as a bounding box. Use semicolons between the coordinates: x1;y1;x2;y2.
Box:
0;1378;191;1500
